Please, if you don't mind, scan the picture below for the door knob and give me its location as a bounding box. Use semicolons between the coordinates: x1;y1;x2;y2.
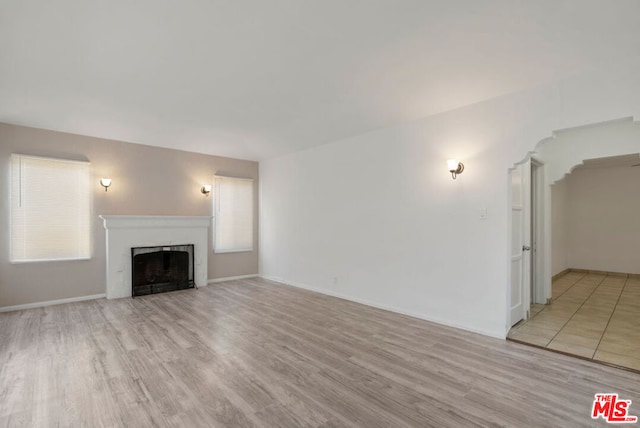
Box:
522;245;531;251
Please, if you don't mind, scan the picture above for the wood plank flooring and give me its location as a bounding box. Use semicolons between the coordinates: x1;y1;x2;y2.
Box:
1;277;639;427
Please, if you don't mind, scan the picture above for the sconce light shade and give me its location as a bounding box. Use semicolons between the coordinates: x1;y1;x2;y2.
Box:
201;184;212;196
100;178;112;192
447;159;464;180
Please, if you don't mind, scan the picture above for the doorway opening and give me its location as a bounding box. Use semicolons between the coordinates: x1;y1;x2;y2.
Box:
507;117;639;334
508;147;640;372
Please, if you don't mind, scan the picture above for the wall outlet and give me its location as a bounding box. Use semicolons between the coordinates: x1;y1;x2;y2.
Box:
479;208;487;219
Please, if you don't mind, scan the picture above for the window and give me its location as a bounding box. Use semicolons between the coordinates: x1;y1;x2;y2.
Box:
10;154;91;262
213;176;254;253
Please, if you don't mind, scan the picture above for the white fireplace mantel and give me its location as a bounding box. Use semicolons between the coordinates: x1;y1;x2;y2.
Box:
100;215;212;299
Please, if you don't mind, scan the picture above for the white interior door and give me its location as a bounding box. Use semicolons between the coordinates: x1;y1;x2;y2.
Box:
510;160;532;326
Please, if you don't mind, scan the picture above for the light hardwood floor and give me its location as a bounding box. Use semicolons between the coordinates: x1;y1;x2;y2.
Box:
2;278;639;427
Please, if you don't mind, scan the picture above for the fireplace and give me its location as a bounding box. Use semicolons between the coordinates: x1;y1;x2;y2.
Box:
100;215;211;299
131;244;195;296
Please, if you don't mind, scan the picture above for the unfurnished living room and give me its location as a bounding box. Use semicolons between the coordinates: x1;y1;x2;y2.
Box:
1;1;640;427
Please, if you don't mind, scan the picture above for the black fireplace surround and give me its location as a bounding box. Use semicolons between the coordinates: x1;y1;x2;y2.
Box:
131;244;195;297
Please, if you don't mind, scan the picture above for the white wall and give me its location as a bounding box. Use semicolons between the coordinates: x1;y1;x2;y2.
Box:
539;118;640;185
551;179;569;276
564;166;640;274
260;58;640;338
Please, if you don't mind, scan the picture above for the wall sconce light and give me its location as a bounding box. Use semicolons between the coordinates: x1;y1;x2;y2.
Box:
201;184;212;196
447;159;464;180
100;178;112;192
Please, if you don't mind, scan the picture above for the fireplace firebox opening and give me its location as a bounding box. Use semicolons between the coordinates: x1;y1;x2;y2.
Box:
131;244;196;297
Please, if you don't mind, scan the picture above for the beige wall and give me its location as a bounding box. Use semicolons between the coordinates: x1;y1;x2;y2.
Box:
551;165;640;276
0;123;259;308
565;166;640;274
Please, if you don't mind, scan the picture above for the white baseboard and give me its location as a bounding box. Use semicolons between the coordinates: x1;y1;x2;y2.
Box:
260;275;506;340
0;293;107;313
207;274;259;284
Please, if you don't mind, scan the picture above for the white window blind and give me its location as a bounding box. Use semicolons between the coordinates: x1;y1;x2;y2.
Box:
10;154;91;262
213;176;254;253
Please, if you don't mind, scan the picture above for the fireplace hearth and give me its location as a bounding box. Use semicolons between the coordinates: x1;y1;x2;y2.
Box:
131;244;195;296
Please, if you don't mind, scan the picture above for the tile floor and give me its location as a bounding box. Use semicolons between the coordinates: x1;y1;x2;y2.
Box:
508;271;640;372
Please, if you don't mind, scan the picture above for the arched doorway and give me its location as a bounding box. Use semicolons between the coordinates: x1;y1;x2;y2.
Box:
506;117;640;371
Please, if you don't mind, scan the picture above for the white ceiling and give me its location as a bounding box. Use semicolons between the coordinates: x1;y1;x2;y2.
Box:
1;1;640;161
